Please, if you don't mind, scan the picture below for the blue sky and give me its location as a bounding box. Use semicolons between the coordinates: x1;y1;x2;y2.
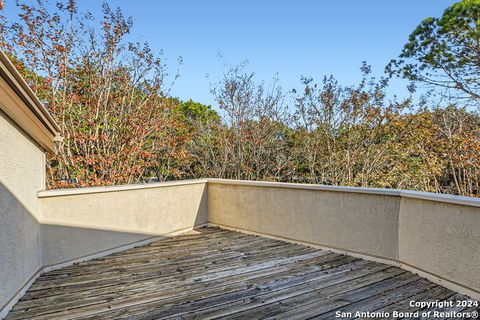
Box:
11;0;458;106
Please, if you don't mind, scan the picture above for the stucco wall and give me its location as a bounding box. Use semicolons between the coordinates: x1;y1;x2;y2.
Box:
208;181;401;260
399;197;480;294
0;111;44;314
38;181;208;266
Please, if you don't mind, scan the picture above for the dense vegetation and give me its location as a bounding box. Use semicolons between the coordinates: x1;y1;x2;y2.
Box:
1;0;479;197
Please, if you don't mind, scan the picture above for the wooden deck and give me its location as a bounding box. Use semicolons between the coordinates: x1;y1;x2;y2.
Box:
6;227;474;319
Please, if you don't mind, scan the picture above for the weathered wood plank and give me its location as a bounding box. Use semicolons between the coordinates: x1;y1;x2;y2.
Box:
197;268;410;320
74;257;369;320
9;250;334;320
309;279;435;319
5;227;464;320
27;241;311;292
369;284;457;319
31;238;298;287
36;233;276;278
11;250;339;319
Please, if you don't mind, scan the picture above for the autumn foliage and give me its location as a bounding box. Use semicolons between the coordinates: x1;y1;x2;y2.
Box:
1;0;190;187
1;0;479;197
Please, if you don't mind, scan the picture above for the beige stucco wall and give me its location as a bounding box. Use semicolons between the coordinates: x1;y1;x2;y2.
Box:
399;197;480;294
208;181;401;260
38;181;208;266
41;224;156;267
0;111;44;313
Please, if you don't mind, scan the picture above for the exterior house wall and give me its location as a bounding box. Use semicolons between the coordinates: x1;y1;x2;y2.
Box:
0;111;44;315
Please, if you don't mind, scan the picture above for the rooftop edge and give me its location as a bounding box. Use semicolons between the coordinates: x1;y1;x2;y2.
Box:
37;178;480;208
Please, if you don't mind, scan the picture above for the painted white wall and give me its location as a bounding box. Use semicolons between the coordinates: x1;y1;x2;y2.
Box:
0;111;44;314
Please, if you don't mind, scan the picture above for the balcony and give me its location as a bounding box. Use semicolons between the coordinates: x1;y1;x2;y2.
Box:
1;42;479;320
2;179;479;319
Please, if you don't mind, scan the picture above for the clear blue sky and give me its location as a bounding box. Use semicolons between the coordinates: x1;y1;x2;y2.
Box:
13;1;459;106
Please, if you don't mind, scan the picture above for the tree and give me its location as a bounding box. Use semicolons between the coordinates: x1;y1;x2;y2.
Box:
291;63;436;189
171;100;223;179
0;0;182;187
431;106;480;196
210;62;292;180
387;0;480;104
176;100;220;126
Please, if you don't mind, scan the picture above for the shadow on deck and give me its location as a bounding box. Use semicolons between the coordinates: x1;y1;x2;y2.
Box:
6;227;476;319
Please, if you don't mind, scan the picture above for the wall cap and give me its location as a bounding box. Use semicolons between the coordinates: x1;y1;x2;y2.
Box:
38;179;208;198
207;179;480;208
38;178;480;208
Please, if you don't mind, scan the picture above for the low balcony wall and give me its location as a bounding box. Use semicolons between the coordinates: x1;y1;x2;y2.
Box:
3;177;477;319
207;179;480;300
38;180;209;268
208;180;401;260
398;195;480;298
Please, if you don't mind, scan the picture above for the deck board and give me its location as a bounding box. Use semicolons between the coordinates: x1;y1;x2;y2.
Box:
5;227;473;319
